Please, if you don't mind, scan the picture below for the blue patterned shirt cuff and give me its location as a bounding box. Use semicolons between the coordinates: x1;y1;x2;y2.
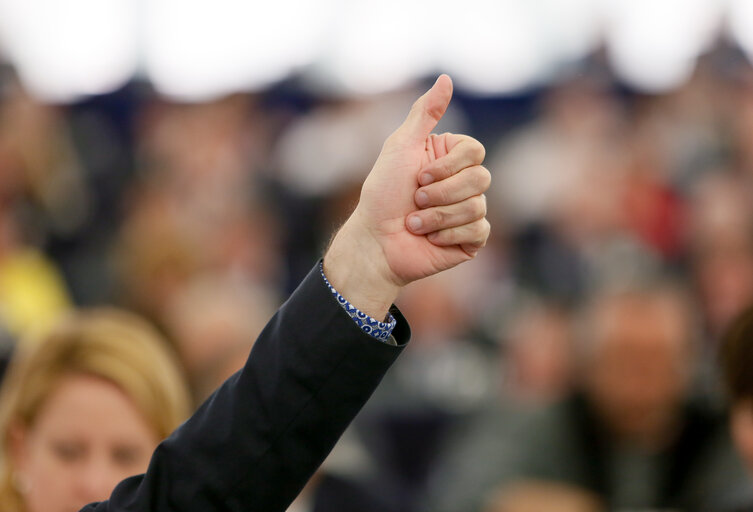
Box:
319;262;397;342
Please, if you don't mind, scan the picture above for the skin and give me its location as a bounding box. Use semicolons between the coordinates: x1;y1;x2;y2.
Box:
584;295;691;449
10;374;160;512
324;74;491;319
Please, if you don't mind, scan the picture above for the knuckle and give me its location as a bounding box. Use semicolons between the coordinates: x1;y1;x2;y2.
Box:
426;103;444;122
480;219;491;244
473;195;487;217
482;167;492;188
471;139;486;163
431;208;446;228
427;108;442;123
436;185;451;205
468;219;486;247
442;158;455;178
472;219;486;237
474;166;492;190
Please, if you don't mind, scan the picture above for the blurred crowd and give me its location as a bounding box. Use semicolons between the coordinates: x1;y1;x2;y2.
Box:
4;43;753;512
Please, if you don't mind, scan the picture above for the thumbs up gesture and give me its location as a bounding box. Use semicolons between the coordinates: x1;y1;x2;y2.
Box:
324;75;491;320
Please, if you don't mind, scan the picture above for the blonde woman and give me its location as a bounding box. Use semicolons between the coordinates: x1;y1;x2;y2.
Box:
0;308;191;512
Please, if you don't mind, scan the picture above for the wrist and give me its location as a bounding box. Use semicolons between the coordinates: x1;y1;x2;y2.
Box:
323;217;401;320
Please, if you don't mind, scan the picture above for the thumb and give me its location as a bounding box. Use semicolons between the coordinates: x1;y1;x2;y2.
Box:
393;74;453;144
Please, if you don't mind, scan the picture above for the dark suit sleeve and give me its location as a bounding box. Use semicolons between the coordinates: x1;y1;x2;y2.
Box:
81;262;409;512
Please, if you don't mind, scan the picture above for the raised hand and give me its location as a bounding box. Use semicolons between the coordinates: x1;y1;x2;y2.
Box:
324;74;491;319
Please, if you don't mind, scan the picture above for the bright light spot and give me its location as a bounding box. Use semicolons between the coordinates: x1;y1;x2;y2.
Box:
311;0;437;96
144;0;331;101
0;0;137;102
610;48;698;93
536;0;602;62
602;0;723;92
0;0;736;101
438;0;550;95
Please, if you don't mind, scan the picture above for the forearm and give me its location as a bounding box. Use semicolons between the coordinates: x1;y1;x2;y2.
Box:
323;217;401;321
82;263;408;512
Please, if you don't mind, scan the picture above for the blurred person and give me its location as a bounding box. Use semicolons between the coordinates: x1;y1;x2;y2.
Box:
689;172;753;341
0;205;71;346
419;298;574;512
424;282;750;512
625;62;730;189
113;191;200;324
0;199;71;384
115;96;284;320
0;80;77;348
714;305;753;511
488;79;632;301
356;269;498;509
487;77;625;232
621;106;687;260
693;234;753;337
723;307;753;471
164;273;278;403
136;96;264;211
0;308;191;512
500;298;574;406
0;79;90;241
0;77;119;306
731;70;753;180
2;74;490;512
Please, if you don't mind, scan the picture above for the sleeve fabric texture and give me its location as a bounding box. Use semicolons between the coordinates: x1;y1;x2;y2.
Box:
80;262;409;512
319;261;397;342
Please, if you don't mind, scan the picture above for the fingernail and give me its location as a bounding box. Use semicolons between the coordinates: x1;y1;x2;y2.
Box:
407;215;422;232
419;173;434;186
416;190;429;207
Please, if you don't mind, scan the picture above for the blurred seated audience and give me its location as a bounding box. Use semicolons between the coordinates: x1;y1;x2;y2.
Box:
5;48;753;512
424;282;751;512
0;308;191;512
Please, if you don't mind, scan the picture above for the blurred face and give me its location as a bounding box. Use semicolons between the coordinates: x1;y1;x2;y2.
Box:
731;400;753;475
11;374;159;512
508;308;573;403
584;295;691;446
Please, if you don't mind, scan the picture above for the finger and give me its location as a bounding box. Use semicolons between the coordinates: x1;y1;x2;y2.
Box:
415;165;491;208
406;195;486;235
392;74;453;144
427;218;491;251
418;135;486;186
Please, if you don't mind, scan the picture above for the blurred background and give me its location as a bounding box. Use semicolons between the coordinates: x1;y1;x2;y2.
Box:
5;0;753;511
